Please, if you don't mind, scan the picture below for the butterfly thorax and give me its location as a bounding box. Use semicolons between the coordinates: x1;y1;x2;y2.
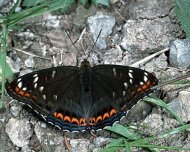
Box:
80;59;93;121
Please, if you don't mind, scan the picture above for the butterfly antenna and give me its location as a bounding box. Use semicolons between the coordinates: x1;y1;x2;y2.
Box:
87;29;102;59
64;30;81;55
151;72;190;90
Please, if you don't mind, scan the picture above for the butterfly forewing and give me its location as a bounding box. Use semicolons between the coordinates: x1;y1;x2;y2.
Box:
6;60;158;132
5;66;86;131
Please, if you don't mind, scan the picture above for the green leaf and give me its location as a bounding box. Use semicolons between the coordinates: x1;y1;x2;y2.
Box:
143;95;184;125
102;138;125;152
175;0;190;38
80;0;89;5
105;124;140;140
92;0;110;6
21;0;46;7
0;53;14;80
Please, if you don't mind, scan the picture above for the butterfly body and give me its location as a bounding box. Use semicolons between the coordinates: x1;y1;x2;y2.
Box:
6;59;158;132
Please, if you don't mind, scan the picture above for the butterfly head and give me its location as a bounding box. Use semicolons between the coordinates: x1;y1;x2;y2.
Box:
80;59;91;68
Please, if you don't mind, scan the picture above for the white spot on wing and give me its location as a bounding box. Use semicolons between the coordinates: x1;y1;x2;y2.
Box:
33;77;39;83
123;91;126;96
130;79;133;84
129;69;133;73
129;73;133;78
113;68;117;77
42;94;46;100
18;81;22;88
54;95;57;100
52;70;56;78
22;87;27;91
17;78;21;82
144;75;148;82
144;72;148;76
34;83;38;88
124;82;128;88
113;92;116;98
39;86;44;92
140;81;144;85
33;74;38;77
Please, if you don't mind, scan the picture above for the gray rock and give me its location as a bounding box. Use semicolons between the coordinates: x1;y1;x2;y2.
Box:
170;39;190;69
6;56;22;73
34;122;45;143
121;18;177;55
25;57;35;68
127;0;173;19
154;53;168;70
92;147;102;152
70;139;90;152
21;145;32;152
167;99;182;113
10;104;22;117
93;137;111;147
88;12;116;49
19;69;33;76
0;0;8;8
43;13;61;29
54;146;67;152
142;108;163;134
144;61;157;73
5;118;33;147
169;90;190;122
103;47;123;64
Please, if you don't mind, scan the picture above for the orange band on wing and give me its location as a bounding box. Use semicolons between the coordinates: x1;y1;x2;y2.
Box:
64;116;71;123
15;86;31;98
57;113;64;120
103;112;109;120
80;118;87;126
71;117;79;125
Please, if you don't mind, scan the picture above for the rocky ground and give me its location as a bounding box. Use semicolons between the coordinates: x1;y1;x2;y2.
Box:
0;0;190;151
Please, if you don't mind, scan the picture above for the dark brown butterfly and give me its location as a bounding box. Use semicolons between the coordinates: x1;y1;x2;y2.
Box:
6;59;158;132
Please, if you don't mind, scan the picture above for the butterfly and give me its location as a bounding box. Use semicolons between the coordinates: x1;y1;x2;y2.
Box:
5;59;158;132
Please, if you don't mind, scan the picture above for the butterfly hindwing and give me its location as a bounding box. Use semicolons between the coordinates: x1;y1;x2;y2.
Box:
88;65;158;130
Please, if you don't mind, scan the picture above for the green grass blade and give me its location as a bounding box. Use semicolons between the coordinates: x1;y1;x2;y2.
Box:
9;0;20;15
0;25;8;108
101;138;125;152
3;0;75;27
124;139;131;152
105;124;140;140
143;95;184;125
175;0;190;38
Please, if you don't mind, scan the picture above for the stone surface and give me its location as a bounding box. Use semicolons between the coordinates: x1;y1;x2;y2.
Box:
34;122;45;144
70;139;90;152
103;47;123;64
5;118;33;147
93;137;111;147
87;12;115;49
43;13;61;29
169;89;190;122
121;18;177;55
170;39;190;69
127;0;173;19
9;103;22;117
6;55;22;74
142;107;178;135
25;56;35;68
